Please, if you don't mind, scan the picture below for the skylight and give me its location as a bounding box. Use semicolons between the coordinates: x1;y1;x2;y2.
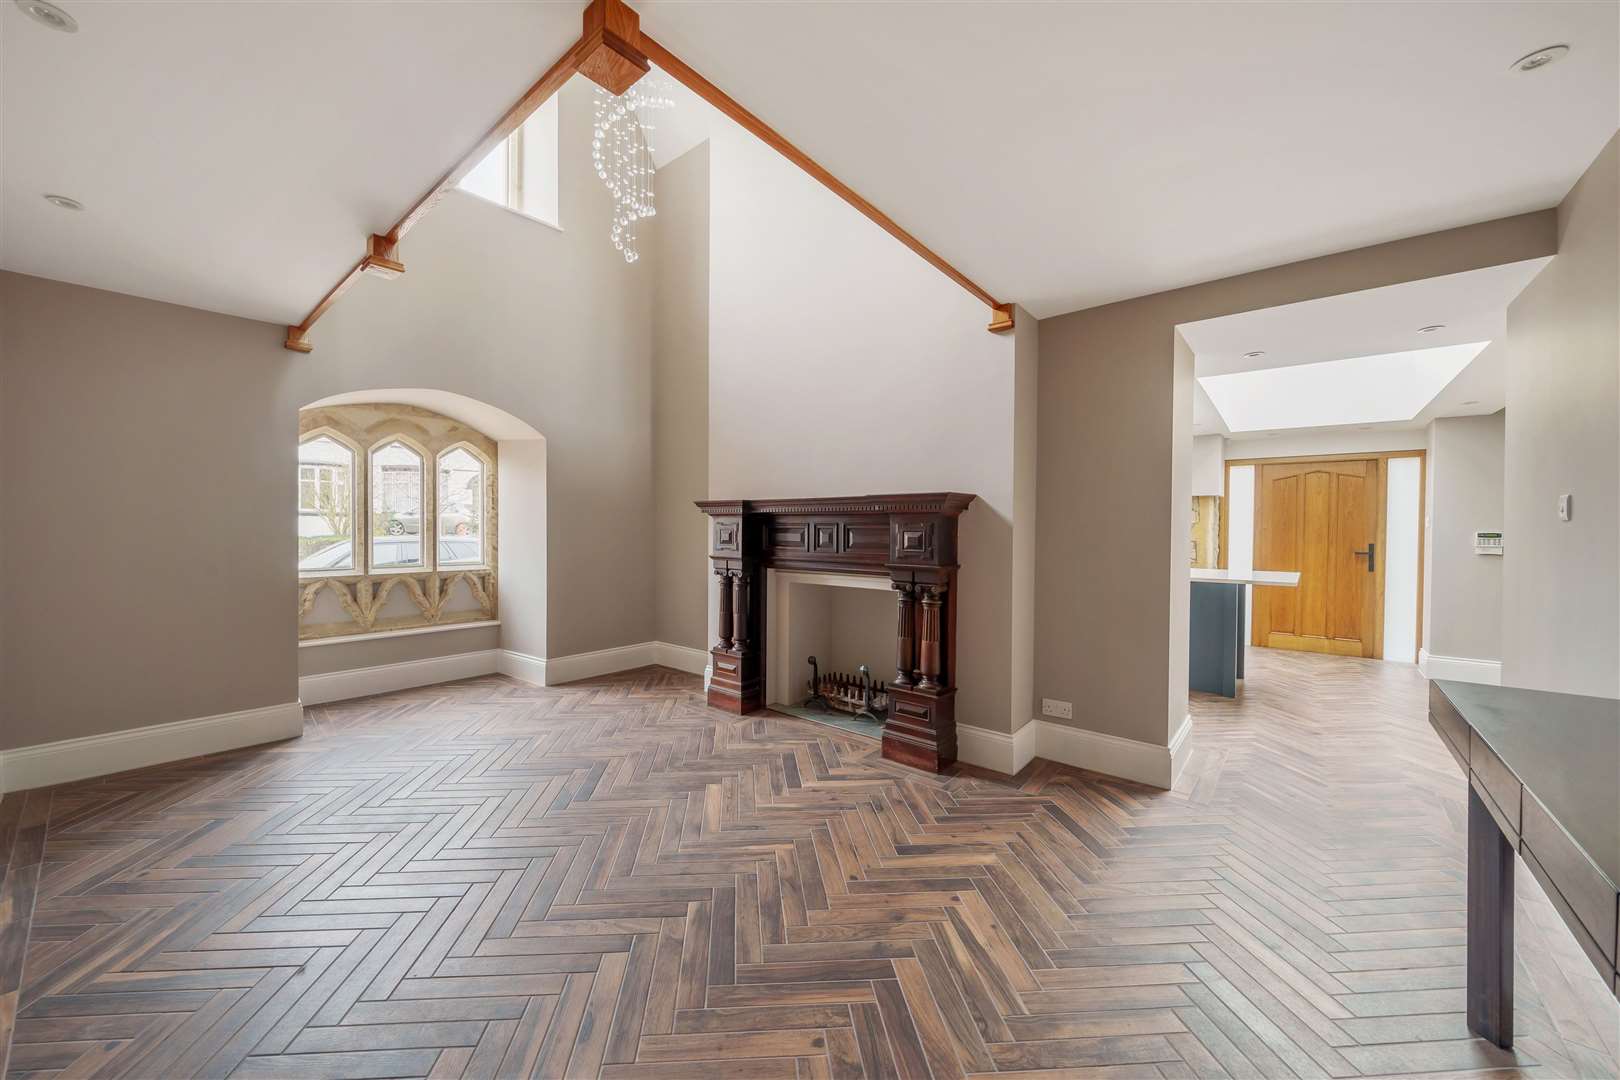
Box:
1198;342;1489;432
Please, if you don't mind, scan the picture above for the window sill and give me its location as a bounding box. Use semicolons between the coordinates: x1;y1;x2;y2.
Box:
299;569;359;581
449;188;562;234
298;566;493;585
299;620;501;648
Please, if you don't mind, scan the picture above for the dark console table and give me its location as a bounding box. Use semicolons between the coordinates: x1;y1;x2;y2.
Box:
696;493;974;773
1428;680;1620;1048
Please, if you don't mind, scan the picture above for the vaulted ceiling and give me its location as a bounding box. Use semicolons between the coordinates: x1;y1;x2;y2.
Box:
3;0;1615;326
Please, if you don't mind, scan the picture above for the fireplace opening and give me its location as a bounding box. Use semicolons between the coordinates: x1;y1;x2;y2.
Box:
765;571;895;739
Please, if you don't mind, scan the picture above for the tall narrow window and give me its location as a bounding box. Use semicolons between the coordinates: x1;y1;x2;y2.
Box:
297;435;355;572
437;447;485;567
370;441;425;570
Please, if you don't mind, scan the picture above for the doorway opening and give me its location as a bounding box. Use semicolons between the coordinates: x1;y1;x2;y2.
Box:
1224;453;1423;661
1178;255;1550;692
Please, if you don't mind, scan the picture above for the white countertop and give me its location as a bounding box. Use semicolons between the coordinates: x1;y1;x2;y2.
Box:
1191;568;1301;587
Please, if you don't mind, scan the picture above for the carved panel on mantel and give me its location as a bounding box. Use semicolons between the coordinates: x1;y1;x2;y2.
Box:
695;493;975;773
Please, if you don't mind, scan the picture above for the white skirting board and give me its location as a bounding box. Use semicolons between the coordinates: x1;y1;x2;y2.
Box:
299;649;501;705
498;648;549;687
1418;649;1503;685
298;641;710;705
0;701;305;794
652;642;711;677
1;641;711;792
956;713;1193;790
954;720;1043;777
501;641;709;687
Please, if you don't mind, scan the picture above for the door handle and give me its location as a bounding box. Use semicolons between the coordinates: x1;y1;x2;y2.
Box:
1354;542;1376;572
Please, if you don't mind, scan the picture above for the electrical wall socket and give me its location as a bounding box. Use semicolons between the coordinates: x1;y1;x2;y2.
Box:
1042;698;1073;720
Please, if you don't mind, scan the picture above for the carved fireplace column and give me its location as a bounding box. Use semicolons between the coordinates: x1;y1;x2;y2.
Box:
893;583;917;688
731;571;751;654
916;585;945;690
716;569;734;650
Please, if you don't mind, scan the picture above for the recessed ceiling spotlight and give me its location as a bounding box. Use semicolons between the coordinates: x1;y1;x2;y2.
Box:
43;193;83;211
1243;350;1266;359
15;0;77;32
1512;44;1570;73
1417;324;1445;333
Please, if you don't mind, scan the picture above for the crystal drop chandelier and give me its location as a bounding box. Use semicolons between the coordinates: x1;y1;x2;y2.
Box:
591;76;674;264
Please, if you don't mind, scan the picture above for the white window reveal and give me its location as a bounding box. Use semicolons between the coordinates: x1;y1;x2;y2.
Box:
457;95;559;228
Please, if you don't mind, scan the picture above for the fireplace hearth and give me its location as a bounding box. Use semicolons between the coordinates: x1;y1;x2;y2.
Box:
695;493;975;772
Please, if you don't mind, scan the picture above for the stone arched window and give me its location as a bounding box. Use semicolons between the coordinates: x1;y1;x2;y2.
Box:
368;438;428;571
436;443;490;568
297;430;361;574
297;404;498;641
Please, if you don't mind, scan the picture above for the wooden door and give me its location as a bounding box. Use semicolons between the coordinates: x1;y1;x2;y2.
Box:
1253;458;1382;657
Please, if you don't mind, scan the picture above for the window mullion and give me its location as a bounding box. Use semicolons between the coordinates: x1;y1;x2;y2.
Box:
508;126;525;212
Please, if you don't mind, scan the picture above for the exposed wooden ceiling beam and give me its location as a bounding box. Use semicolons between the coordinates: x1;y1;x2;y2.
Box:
285;5;610;352
285;0;1012;352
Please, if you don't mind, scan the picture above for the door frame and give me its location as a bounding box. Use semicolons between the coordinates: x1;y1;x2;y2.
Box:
1220;450;1426;661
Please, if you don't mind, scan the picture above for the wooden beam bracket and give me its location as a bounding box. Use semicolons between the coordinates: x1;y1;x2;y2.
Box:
987;304;1014;333
360;234;405;279
577;0;649;95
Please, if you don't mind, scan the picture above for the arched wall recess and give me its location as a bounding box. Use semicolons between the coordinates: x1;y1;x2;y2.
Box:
297;401;508;642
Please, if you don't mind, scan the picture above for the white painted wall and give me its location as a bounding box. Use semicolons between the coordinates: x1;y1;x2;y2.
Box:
649;144;711;652
1383;455;1421;663
299;79;656;662
1190;434;1224;496
1226;465;1256;644
707;115;1025;733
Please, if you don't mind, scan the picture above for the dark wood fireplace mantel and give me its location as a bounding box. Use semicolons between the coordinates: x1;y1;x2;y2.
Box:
695;493;975;772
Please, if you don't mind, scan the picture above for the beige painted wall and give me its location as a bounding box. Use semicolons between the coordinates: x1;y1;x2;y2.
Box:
1503;134;1619;699
1424;413;1505;663
706;116;1025;734
1;78;661;751
649;143;711;652
0;271;295;749
1036;210;1558;748
1009;308;1039;734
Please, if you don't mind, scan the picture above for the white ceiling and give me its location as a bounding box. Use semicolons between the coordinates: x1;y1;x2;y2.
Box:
2;2;1615;326
1181;257;1552;437
638;1;1616;317
1;0;580;325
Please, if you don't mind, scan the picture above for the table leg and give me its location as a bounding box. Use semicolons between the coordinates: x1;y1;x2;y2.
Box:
1467;784;1514;1048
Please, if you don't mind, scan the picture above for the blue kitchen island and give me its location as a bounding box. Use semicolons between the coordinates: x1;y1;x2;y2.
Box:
1189;568;1300;697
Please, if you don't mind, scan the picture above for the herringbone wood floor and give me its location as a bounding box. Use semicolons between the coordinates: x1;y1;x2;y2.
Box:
2;652;1616;1079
